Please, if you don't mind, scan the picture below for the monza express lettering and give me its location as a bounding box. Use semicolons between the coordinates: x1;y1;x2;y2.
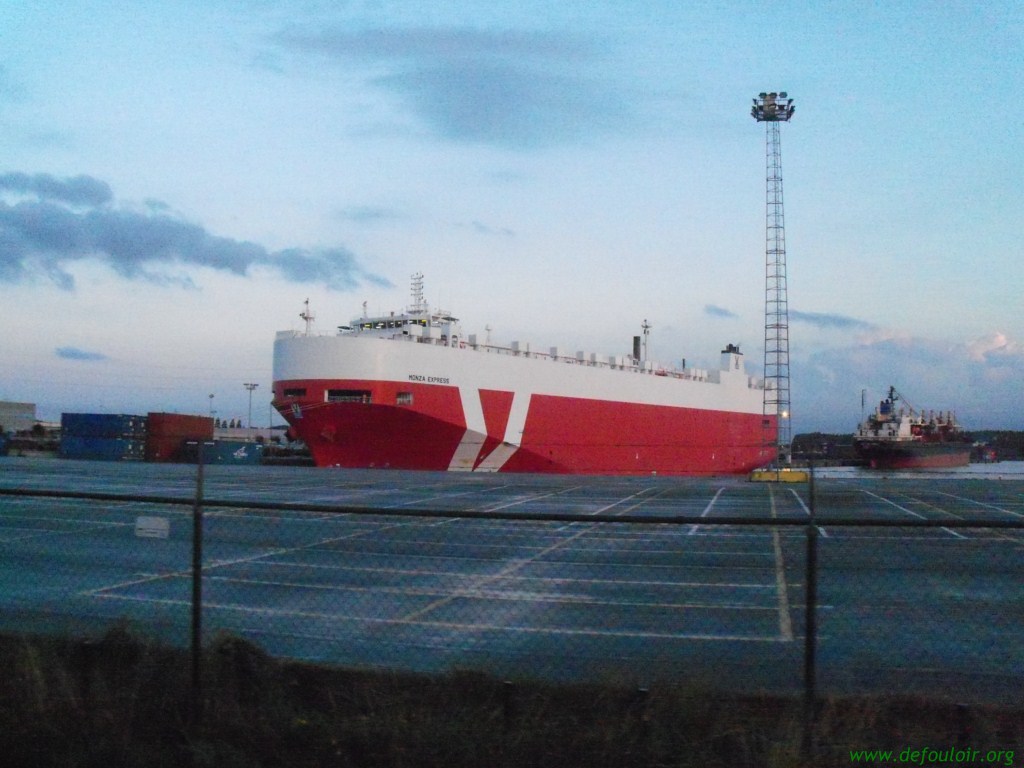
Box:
408;374;451;385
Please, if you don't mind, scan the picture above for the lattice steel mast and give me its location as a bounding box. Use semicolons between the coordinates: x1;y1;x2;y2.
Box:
752;91;794;465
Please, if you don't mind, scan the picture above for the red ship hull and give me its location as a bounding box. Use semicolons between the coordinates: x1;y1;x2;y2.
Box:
854;441;971;470
275;378;773;476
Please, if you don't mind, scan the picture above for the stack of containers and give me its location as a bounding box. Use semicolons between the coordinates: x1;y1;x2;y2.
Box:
60;413;148;461
145;413;214;463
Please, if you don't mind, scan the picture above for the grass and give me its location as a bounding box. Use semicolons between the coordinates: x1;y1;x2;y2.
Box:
0;626;1019;767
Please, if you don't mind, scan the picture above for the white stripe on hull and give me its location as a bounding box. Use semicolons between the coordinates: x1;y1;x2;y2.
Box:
474;391;530;472
448;386;487;471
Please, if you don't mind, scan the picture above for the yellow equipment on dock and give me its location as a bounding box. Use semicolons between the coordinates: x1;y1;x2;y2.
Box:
749;467;810;483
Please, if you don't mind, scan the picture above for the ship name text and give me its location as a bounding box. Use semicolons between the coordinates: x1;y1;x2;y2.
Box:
408;374;451;385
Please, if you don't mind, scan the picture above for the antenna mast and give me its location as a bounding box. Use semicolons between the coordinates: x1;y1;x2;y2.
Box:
409;272;428;315
752;91;795;465
300;298;315;335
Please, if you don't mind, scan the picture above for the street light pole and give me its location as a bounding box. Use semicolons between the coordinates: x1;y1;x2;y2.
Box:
243;383;259;429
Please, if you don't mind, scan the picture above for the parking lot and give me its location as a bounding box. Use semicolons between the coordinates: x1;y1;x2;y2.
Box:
2;458;1022;703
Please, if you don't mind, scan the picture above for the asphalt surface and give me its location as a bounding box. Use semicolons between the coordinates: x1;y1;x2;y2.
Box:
1;457;1022;704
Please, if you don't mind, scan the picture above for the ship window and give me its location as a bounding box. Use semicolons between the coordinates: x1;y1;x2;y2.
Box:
396;392;413;406
326;389;372;403
283;388;306;398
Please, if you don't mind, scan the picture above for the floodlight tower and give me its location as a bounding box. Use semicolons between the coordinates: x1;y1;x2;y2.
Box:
243;382;259;428
751;91;795;465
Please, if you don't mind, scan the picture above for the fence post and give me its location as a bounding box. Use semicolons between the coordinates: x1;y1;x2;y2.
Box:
191;441;205;723
801;461;818;763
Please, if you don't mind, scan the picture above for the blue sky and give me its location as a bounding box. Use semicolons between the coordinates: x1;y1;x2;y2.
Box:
1;0;1021;433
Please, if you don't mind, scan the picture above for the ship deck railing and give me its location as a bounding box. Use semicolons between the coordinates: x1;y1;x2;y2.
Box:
278;329;766;389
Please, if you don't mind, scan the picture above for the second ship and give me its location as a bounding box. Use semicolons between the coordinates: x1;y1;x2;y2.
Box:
273;274;776;476
854;386;972;469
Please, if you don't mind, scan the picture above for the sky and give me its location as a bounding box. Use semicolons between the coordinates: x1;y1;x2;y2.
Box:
1;0;1022;434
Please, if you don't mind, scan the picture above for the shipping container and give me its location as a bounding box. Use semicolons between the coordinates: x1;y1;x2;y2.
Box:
0;434;8;457
60;436;145;461
61;413;148;439
145;413;214;462
146;412;214;438
180;440;263;465
144;434;187;463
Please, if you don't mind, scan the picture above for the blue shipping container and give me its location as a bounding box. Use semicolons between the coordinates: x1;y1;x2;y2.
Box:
61;413;148;439
60;436;145;461
181;440;263;465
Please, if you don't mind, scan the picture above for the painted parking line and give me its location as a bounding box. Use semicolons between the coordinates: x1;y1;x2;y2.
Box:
397;521;603;624
480;485;586;512
902;496;970;538
926;491;1024;545
252;559;780;592
688;487;725;535
395;490;724;627
768;486;794;641
82;519;414;597
384;483;516;509
590;486;661;516
198;574;786;614
91;591;794;643
932;491;1024;519
860;489;965;538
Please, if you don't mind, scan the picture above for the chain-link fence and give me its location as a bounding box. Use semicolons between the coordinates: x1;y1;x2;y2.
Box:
1;469;1022;760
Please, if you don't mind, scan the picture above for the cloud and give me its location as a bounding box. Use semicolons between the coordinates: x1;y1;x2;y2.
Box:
465;220;515;238
790;310;875;331
704;304;738;319
337;205;405;223
0;172;389;291
273;26;629;149
0;172;113;207
56;346;109;362
966;332;1017;363
793;331;1024;432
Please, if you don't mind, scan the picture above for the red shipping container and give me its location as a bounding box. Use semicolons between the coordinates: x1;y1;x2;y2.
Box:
145;413;214;462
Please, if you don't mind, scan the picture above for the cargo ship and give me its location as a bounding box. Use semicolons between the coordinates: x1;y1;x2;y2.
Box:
272;274;775;476
853;386;972;469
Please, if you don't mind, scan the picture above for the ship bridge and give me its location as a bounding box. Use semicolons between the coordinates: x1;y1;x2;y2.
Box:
338;272;464;347
344;310;464;347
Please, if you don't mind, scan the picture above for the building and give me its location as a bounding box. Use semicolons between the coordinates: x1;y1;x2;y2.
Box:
0;401;36;434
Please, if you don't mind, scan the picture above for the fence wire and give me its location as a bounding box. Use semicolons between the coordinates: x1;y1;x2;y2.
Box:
1;481;1022;711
